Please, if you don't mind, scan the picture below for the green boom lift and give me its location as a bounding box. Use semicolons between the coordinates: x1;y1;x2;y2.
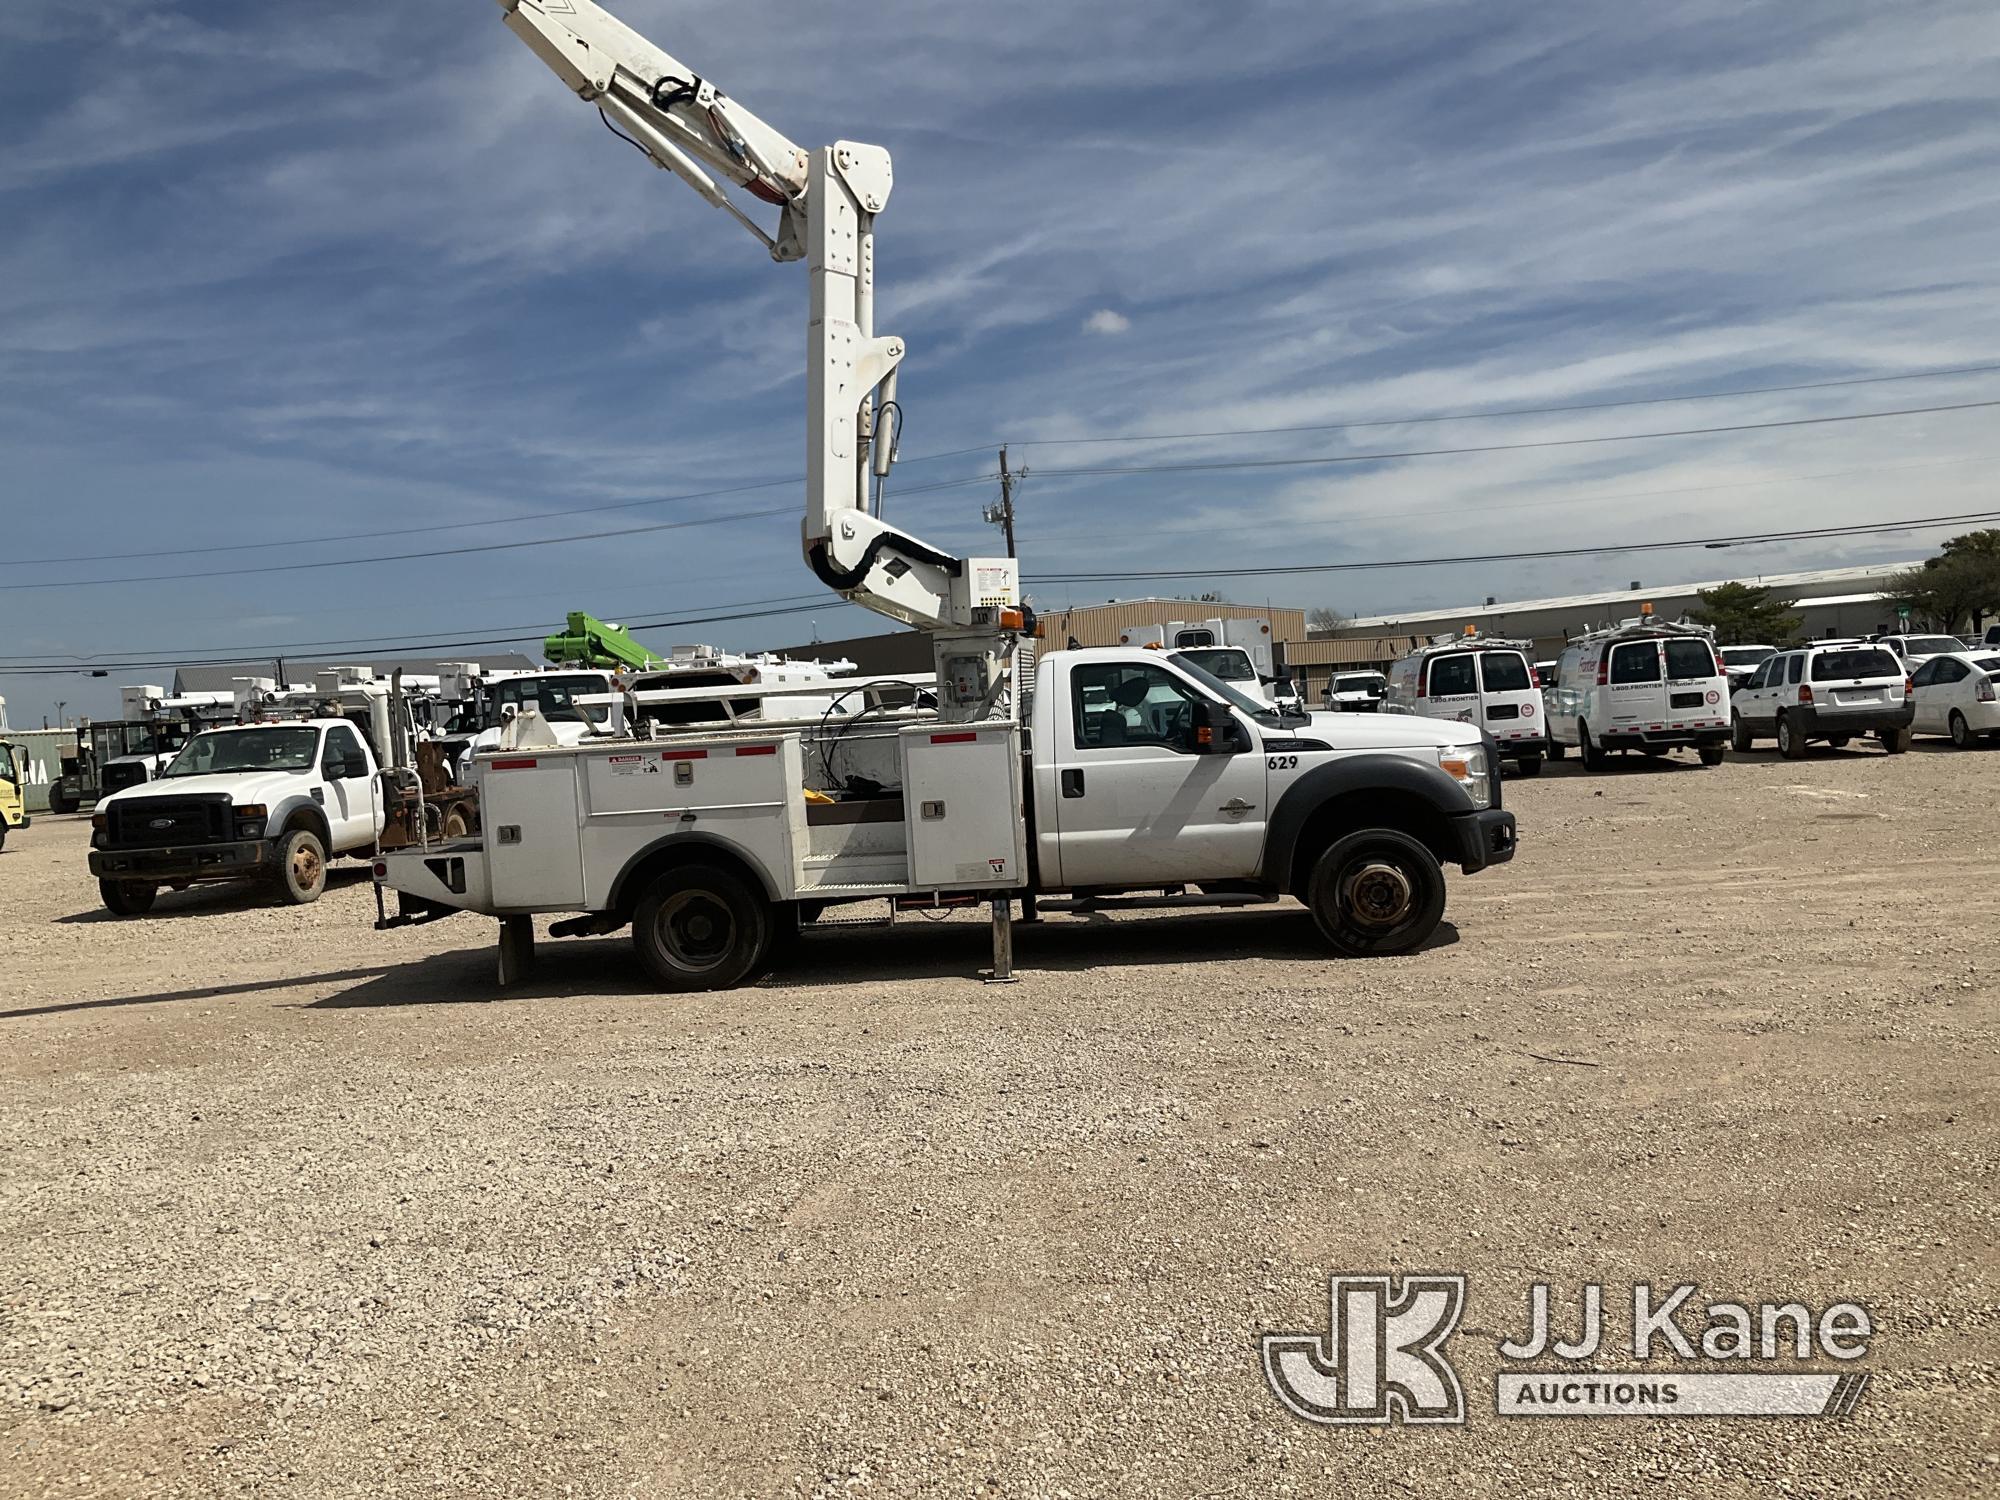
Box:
542;612;667;672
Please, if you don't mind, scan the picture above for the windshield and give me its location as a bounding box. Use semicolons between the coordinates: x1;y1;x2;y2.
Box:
1170;653;1285;722
1478;652;1533;692
1811;649;1899;681
1334;674;1385;694
491;673;612;726
162;726;320;777
1720;646;1775;666
1174;647;1257;683
1903;636;1962;656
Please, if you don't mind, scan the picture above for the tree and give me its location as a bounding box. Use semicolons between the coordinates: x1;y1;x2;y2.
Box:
1888;554;2000;633
1307;606;1348;634
1689;583;1801;646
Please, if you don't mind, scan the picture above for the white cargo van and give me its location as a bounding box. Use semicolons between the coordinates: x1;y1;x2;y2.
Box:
1544;616;1730;769
1384;635;1545;776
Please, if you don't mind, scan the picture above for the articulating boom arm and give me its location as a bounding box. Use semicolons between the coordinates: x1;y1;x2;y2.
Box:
493;1;1025;718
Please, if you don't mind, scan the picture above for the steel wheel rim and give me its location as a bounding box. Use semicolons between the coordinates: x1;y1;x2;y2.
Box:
654;890;735;973
292;841;322;889
1341;857;1416;931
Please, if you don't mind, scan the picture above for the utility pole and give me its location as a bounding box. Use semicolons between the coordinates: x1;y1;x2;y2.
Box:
983;446;1019;558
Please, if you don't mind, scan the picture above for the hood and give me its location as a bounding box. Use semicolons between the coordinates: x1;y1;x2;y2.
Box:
1292;709;1484;751
101;752;171;770
100;769;312;809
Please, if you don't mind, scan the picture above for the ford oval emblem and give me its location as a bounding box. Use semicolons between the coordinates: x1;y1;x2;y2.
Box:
149;817;173;830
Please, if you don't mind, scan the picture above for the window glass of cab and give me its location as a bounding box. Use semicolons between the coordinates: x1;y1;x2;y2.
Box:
1609;642;1661;684
1427;654;1477;696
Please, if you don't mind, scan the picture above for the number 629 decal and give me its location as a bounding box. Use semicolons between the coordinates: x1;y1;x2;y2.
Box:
1266;754;1299;771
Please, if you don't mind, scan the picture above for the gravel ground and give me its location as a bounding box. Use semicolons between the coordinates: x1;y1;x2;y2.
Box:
1;743;1995;1498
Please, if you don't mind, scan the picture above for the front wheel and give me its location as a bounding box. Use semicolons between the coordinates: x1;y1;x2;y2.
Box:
275;829;327;905
1698;743;1726;766
632;863;772;991
1305;830;1447;958
47;784;73;816
1949;711;1975;749
1878;726;1910;755
1513;753;1543;779
99;879;157;917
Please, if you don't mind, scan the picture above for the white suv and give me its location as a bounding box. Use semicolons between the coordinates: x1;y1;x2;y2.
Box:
1729;642;1913;758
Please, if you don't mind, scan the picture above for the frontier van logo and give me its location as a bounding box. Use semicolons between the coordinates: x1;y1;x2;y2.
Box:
1262;1277;1872;1426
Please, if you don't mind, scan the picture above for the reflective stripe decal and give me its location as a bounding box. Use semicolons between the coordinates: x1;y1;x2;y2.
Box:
490;758;538;771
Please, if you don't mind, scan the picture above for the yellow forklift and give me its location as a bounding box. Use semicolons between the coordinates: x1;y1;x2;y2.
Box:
0;741;27;852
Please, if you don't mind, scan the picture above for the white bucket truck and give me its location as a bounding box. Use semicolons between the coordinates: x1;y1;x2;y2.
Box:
369;2;1520;986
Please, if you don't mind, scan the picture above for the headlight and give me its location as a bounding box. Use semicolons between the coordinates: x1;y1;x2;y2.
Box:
233;803;268;832
1437;745;1492;809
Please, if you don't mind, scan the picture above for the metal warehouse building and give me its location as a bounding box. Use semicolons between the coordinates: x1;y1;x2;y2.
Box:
1321;562;1920;662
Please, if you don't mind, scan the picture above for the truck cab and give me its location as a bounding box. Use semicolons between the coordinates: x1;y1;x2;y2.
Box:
89;720;386;915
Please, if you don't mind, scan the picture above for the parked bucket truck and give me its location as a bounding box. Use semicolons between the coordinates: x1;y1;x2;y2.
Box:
368;1;1518;987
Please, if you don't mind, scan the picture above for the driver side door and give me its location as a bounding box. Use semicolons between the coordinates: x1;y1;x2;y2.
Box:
1045;659;1267;889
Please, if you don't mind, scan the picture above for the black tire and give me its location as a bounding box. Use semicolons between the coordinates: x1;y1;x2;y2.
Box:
1546;736;1566;761
442;802;474;839
632;863;772;992
1513;754;1543;778
1730;712;1753;752
1698;743;1726;767
99;878;157;917
275;828;328;905
1777;713;1808;760
1878;726;1910;755
1949;711;1975;749
1304;829;1447;958
1827;736;1851;749
1580;721;1610;772
47;784;73;816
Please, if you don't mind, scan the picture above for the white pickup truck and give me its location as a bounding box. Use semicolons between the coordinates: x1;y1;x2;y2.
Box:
377;647;1517;990
89;720;385;915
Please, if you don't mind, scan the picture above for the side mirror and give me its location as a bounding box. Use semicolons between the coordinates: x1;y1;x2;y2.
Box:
1191;699;1240;753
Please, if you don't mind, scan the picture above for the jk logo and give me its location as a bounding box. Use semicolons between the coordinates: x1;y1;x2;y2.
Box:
1262;1274;1467;1426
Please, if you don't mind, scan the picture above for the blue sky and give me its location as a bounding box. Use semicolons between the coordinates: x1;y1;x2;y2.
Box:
4;0;1999;724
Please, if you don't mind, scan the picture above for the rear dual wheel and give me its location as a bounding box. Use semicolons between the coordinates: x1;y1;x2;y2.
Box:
1305;830;1447;958
632;864;773;992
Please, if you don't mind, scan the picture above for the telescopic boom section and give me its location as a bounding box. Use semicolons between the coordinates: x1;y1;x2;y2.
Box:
492;0;1025;720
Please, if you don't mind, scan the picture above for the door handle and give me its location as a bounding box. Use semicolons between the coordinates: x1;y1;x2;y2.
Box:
1061;768;1085;798
1219;796;1256;813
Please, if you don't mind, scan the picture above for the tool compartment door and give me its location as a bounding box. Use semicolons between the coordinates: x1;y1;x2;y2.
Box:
480;755;586;909
901;724;1025;890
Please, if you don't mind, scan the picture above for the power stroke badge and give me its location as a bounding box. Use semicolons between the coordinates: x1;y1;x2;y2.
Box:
1262;1276;1871;1426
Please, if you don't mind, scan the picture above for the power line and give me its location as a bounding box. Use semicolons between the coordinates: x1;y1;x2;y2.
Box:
1026;508;2000;584
0;597;864;676
6;508;1976;673
1020;400;2000;483
0;593;833;665
10;399;1992;594
976;360;2000;450
7;359;1996;569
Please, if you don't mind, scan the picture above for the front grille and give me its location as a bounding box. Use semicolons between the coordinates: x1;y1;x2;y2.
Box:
1670;691;1705;709
100;762;151;794
109;795;231;847
1485;704;1521;720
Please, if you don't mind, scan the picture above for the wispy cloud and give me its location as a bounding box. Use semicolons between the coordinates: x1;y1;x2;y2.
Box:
2;0;1998;718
